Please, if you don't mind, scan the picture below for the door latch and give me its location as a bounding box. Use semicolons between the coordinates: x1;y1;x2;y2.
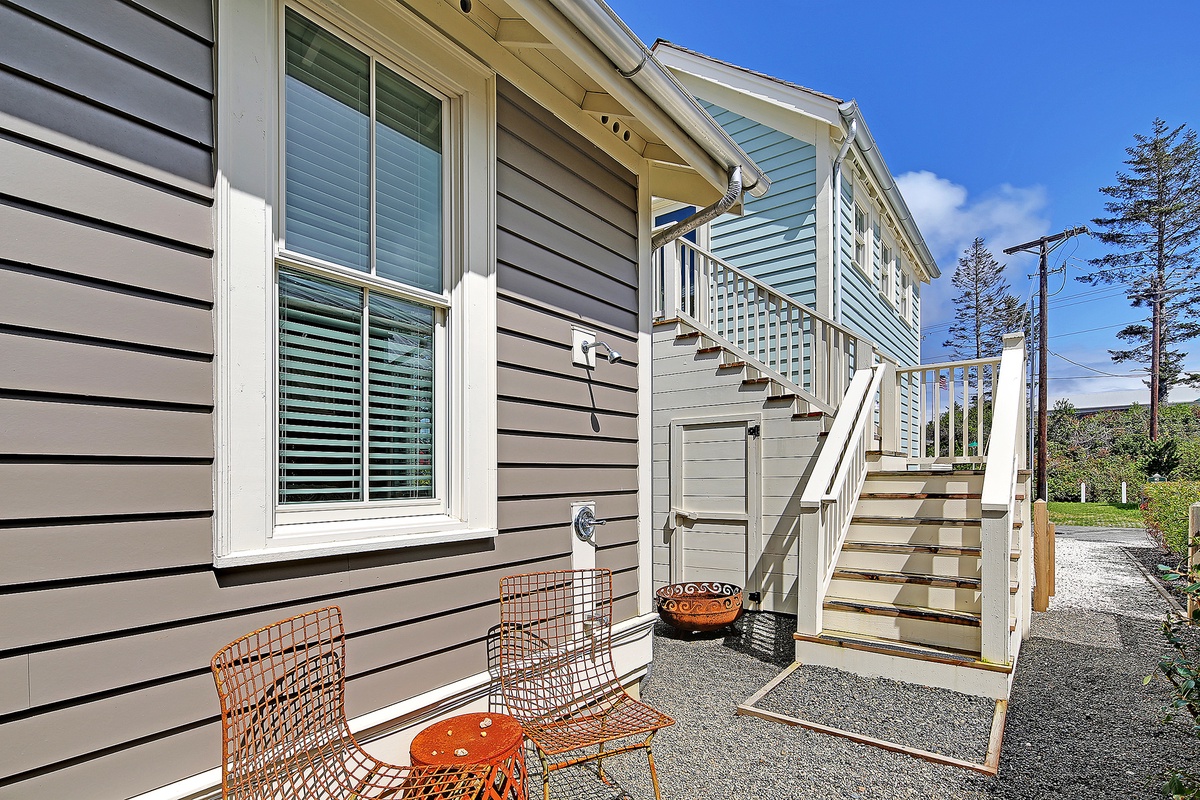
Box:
747;424;761;438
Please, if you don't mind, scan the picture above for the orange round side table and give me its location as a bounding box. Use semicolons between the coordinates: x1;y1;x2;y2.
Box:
410;712;527;800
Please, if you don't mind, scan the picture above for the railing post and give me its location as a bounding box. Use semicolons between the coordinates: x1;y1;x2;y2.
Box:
661;239;682;319
878;360;898;453
1033;499;1050;613
1189;504;1200;625
980;510;1011;664
797;507;822;635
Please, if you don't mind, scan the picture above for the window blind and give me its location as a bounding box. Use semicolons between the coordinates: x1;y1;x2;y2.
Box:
376;64;443;293
284;9;370;272
278;270;363;503
367;293;435;499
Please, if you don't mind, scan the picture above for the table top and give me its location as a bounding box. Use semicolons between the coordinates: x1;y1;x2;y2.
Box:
410;712;523;766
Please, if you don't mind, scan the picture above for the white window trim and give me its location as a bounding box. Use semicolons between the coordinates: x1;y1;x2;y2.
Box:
214;0;497;567
852;203;868;275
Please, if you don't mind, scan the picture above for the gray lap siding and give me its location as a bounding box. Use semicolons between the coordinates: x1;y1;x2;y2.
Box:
0;5;642;795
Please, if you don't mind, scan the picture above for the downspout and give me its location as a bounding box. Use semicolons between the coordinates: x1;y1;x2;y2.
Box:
831;119;857;324
651;166;742;250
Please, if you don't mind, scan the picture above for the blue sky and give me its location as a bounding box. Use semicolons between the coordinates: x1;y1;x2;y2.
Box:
607;0;1200;402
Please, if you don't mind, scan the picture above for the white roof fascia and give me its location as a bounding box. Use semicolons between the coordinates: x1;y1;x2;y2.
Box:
504;0;769;199
840;102;940;281
652;42;841;129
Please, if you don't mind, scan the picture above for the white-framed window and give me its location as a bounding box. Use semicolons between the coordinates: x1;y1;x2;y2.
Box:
879;243;891;297
214;0;497;567
871;220;882;284
853;205;868;272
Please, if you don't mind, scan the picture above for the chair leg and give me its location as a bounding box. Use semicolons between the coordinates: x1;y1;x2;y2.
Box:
597;739;606;782
538;748;551;800
646;732;663;800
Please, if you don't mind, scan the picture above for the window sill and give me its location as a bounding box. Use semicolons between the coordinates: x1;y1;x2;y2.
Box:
214;524;498;568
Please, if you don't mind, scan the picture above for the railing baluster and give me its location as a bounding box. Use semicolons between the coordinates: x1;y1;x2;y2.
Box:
963;366;971;458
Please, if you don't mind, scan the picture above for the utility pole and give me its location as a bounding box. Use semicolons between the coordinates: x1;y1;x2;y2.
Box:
1004;226;1088;502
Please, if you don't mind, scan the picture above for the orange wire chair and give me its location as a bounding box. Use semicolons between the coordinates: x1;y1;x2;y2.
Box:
498;569;674;800
211;606;487;800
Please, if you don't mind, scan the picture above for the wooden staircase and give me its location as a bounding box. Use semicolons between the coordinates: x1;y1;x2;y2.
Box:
655;317;834;420
795;467;1032;698
652;237;1033;700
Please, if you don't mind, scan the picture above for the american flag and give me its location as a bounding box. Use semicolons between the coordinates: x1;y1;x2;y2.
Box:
938;374;948;391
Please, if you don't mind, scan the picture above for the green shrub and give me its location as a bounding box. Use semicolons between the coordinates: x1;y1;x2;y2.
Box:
1143;481;1200;554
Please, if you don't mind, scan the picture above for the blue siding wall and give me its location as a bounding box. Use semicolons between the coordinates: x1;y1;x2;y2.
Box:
838;179;920;366
701;100;819;309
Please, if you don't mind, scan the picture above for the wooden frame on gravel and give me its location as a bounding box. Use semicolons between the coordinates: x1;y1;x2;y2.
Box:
735;661;1009;776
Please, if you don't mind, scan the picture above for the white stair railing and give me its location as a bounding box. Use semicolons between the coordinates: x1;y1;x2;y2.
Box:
795;363;890;636
895;356;1002;462
979;333;1027;664
655;238;872;413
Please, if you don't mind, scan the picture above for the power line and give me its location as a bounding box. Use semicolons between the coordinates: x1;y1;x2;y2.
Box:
1050;350;1141;377
921;286;1127;336
1052;320;1137;339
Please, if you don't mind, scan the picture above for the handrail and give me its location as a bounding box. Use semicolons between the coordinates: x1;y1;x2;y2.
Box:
656;238;882;412
800;367;876;509
796;364;887;635
981;334;1026;511
977;332;1027;665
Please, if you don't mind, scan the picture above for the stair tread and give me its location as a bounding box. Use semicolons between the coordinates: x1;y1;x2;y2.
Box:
851;516;1025;531
842;541;1022;560
717;361;746;370
696;345;724;354
852;516;982;527
823;598;981;626
832;567;981;590
794;630;1014;673
860;492;982;500
870;469;986;477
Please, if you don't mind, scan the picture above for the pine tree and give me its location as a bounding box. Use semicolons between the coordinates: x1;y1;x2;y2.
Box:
1080;118;1200;440
943;237;1024;360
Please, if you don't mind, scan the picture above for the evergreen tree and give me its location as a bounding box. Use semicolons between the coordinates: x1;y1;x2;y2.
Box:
1109;305;1199;403
943;237;1025;359
1080;118;1200;439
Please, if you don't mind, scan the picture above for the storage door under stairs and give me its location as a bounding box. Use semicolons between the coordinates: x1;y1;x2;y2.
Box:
669;415;761;592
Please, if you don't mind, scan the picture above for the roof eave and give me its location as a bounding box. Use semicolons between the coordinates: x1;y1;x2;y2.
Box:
505;0;769;199
839;102;940;280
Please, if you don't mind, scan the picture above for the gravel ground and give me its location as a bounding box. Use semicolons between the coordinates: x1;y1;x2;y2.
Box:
540;526;1199;800
756;663;996;764
1123;535;1191;608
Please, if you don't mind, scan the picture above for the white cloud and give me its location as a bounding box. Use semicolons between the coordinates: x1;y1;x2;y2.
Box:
897;170;1050;329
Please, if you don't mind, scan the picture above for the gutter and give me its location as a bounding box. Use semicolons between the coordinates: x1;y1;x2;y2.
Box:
509;0;769;199
839;102;939;280
831;119;857;322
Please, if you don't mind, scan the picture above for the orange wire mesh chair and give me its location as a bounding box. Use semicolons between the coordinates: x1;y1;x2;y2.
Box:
211;606;487;800
498;569;674;800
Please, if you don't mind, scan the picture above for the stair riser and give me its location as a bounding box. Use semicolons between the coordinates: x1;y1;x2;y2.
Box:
854;496;982;518
838;551;1021;581
827;579;981;613
846;523;981;548
837;550;980;577
862;475;985;494
821;608;982;652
